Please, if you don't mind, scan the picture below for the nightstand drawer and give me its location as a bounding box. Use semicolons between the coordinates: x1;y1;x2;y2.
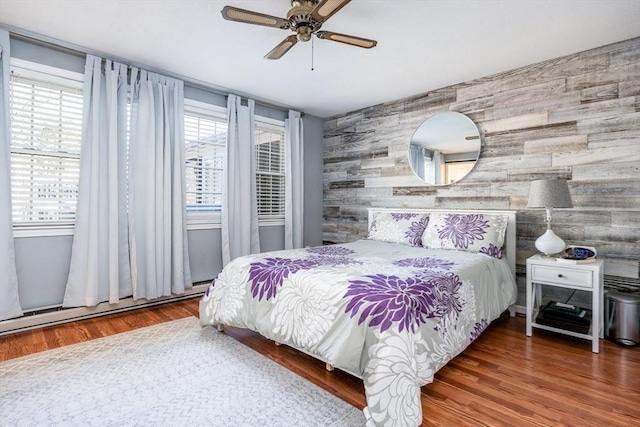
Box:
530;264;593;289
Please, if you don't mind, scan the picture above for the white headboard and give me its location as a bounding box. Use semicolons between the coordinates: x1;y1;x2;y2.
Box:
367;208;517;279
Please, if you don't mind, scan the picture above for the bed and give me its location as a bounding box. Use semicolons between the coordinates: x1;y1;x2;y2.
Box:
200;208;517;426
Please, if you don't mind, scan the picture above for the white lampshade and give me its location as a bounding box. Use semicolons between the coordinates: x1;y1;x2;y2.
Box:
527;179;573;255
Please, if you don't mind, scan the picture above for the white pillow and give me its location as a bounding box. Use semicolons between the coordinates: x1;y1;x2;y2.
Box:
421;213;508;258
368;212;430;247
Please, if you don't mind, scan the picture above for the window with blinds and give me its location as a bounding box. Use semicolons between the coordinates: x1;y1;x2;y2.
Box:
255;126;285;218
183;101;286;222
9;67;83;224
184;107;226;214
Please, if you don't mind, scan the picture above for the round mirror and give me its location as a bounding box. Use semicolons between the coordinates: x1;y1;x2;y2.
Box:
408;111;481;185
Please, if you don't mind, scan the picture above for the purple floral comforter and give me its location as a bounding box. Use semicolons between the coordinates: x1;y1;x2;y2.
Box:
199;239;516;426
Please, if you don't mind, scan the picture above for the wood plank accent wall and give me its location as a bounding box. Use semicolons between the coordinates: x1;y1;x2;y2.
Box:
323;37;640;282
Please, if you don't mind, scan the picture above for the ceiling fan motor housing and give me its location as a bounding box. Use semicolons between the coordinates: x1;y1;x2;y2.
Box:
288;0;322;41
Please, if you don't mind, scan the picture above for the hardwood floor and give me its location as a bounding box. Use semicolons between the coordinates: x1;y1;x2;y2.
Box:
1;297;638;426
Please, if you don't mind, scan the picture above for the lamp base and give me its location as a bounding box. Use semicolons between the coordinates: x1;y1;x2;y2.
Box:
535;229;566;256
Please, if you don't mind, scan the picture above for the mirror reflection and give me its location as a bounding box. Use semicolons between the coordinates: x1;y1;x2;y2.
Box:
408;111;481;185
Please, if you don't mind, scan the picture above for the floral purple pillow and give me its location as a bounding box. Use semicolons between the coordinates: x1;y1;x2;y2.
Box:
421;213;508;258
368;212;429;247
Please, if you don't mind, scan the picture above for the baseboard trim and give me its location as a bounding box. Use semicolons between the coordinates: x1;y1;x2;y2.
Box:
0;284;209;336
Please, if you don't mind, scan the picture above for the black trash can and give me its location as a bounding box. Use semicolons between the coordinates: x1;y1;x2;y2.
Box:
605;291;640;346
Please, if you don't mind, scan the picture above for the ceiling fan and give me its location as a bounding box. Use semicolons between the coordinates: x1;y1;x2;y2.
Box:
221;0;377;60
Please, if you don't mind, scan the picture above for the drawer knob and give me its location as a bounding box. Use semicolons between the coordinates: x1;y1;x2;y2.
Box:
558;273;564;278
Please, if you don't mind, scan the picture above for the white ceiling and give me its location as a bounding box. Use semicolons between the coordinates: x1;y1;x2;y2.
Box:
0;0;638;118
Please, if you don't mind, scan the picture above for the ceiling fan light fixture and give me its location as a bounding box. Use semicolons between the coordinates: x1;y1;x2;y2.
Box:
296;25;313;42
221;0;377;60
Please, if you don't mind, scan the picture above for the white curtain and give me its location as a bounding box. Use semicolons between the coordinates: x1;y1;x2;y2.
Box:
221;94;260;266
0;30;23;320
409;144;425;181
128;68;192;300
284;110;304;249
63;56;132;307
433;150;443;184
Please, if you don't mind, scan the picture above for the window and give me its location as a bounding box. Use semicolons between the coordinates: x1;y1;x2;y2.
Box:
183;102;286;224
9;62;83;225
9;62;285;229
255;124;285;218
184;101;226;216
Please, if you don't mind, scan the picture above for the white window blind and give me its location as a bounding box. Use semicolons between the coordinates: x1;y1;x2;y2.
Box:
184;108;226;215
255;126;285;218
183;102;286;223
9;69;83;224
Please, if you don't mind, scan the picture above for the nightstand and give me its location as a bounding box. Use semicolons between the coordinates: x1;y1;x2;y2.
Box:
526;254;604;353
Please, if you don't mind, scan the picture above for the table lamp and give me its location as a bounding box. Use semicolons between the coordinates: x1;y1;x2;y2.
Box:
527;179;573;256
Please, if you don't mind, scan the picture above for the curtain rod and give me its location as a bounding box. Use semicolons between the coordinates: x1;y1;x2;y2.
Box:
5;26;301;116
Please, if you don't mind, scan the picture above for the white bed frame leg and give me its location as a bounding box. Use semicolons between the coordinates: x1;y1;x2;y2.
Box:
273;342;332;372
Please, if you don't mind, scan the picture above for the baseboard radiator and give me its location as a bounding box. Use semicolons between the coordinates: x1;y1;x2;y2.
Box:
0;283;210;337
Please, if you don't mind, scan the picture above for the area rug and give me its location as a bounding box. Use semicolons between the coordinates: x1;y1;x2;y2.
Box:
0;317;364;426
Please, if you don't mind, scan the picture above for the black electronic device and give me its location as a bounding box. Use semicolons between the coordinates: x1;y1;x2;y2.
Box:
536;301;591;334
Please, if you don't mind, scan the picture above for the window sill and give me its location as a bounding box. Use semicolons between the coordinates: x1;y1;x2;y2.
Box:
13;224;74;238
187;218;285;230
13;218;286;237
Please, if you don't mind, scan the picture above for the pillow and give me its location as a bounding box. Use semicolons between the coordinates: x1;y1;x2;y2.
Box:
368;212;430;247
421;213;508;258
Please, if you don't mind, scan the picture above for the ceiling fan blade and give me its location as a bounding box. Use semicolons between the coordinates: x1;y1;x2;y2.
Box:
315;31;377;49
221;6;290;29
310;0;351;24
265;35;299;60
